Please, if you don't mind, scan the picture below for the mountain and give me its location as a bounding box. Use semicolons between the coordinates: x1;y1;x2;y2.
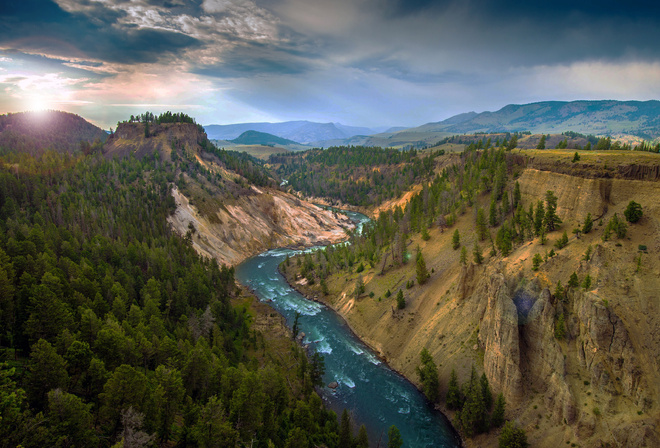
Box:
416;100;660;138
0;110;108;154
204;120;381;144
230;130;301;146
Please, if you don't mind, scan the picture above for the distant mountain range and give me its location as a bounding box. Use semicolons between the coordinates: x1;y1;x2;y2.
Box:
205;100;660;149
204;120;386;144
412;100;660;139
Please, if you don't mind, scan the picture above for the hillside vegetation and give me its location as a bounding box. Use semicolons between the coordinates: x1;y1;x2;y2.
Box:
0;111;367;448
270;146;441;207
0;110;107;155
284;147;660;447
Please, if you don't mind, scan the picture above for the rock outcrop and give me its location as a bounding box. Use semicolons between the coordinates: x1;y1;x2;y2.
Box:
479;273;523;403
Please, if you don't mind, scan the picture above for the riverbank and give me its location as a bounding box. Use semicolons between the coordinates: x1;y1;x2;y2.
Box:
235;228;462;447
278;263;464;448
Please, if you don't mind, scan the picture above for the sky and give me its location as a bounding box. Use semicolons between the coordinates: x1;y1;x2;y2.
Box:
1;0;659;130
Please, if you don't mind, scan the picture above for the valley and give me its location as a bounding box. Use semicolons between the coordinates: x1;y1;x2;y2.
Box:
1;109;659;448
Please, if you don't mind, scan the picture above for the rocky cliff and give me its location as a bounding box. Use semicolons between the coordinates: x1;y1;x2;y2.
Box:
168;185;354;266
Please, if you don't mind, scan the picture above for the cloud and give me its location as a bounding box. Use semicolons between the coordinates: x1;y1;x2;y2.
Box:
0;0;202;65
1;0;659;128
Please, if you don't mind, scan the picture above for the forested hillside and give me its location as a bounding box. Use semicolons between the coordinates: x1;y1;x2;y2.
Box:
0;111;107;156
270;146;441;206
0;113;359;447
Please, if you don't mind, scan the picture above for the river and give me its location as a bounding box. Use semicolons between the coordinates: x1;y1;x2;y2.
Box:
235;210;460;448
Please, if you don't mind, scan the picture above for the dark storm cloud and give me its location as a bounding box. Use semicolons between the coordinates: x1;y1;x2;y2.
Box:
371;0;660;66
0;0;202;65
192;38;316;78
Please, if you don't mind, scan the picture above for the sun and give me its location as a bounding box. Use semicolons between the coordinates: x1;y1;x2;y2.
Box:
25;95;51;112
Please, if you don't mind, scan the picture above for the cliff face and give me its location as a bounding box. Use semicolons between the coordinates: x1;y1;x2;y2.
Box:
104;122;204;159
296;167;660;447
168;185;354;266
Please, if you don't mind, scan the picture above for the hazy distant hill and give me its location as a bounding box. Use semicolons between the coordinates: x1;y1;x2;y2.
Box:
204;120;379;144
0;110;107;154
230;130;299;146
414;100;660;138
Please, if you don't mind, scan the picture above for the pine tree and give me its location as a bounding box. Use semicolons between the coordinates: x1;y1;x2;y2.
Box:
339;409;352;448
446;369;462;410
387;425;403;448
532;253;542;271
489;197;499;227
624;200;643;223
480;373;493;410
417;348;440;403
354;275;365;298
498;421;529;448
416;251;430;285
534;200;545;236
536;134;546;149
452;229;461;250
554;230;569;249
582;274;592;290
356;425;369;448
460;246;468;265
501;191;510;216
476;208;488;241
513;181;521;210
473;241;483;265
459;366;487;436
310;350;326;387
554;281;564;301
421;222;431;241
491;393;506;428
496;222;513;257
568;272;579;288
507;134;518;150
544;191;562;232
582;213;593;234
396;289;405;310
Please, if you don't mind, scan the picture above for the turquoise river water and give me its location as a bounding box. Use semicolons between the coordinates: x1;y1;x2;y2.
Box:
235;210;460;448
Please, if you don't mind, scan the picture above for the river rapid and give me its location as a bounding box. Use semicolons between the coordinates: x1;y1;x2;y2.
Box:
235;210;460;448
